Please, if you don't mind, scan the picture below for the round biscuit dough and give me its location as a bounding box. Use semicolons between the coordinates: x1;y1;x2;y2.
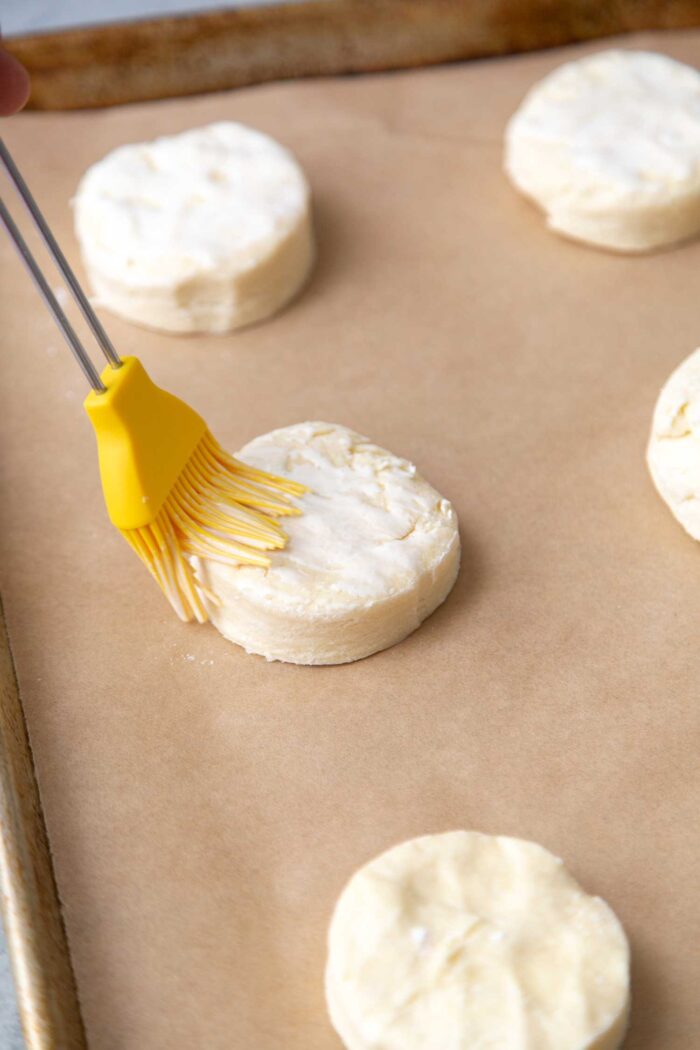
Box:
197;422;460;664
326;831;630;1050
647;346;700;539
74;122;314;333
504;50;700;252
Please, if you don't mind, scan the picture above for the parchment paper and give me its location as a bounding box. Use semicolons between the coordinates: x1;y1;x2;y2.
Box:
1;30;699;1049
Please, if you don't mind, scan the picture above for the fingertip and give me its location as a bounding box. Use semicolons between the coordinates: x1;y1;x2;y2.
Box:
0;48;30;117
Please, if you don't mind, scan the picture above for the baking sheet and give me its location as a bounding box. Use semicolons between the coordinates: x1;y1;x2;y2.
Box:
1;30;699;1049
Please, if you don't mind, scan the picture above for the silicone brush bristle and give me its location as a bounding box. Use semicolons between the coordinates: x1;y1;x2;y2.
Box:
120;430;306;622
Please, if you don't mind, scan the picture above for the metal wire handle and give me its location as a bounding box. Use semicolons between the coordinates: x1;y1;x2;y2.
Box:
0;136;121;393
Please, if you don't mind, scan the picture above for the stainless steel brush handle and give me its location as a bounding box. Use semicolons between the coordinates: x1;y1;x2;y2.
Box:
0;195;107;392
0;137;122;370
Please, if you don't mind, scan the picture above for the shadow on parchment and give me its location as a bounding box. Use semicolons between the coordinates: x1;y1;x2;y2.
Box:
282;525;488;677
623;938;666;1050
378;526;487;663
278;189;371;319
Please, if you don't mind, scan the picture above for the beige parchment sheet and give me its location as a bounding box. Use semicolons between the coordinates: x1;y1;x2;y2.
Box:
1;29;699;1050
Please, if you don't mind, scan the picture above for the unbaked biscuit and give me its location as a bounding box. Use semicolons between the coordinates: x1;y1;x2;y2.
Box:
74;122;314;333
197;422;460;664
326;831;630;1050
505;50;700;252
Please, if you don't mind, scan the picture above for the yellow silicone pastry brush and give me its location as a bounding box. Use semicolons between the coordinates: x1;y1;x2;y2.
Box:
0;137;305;622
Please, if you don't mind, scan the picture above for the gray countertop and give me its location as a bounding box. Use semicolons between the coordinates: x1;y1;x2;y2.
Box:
2;0;298;37
0;929;23;1050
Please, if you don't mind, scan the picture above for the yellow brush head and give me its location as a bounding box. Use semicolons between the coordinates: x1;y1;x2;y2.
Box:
84;357;305;622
